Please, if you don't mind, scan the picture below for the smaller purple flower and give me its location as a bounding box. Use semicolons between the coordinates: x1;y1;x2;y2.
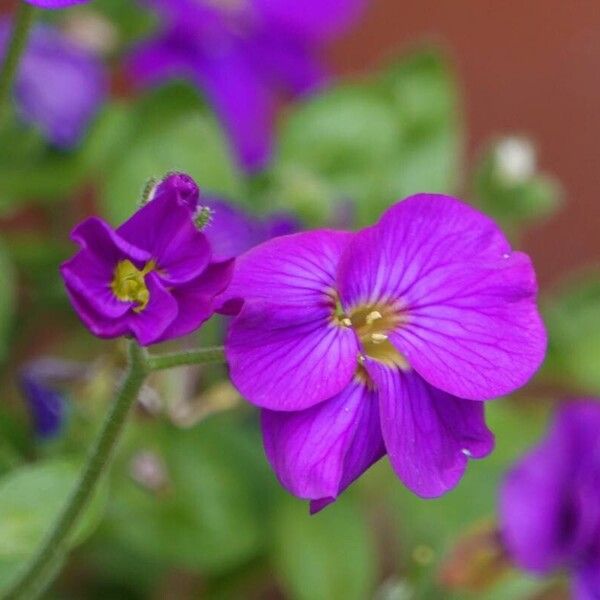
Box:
202;197;301;262
127;0;366;171
23;0;89;7
224;194;547;511
60;173;234;346
19;358;86;439
0;21;106;147
500;400;600;600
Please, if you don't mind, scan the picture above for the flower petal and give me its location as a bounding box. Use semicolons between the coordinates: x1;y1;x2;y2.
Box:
126;274;178;346
500;400;600;573
118;192;211;284
338;194;546;400
261;378;383;509
574;556;600;600
154;259;234;342
223;229;353;309
365;359;494;498
226;302;359;411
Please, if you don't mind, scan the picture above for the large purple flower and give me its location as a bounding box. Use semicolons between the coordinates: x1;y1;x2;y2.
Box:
61;174;233;346
224;194;546;511
0;21;106;147
500;400;600;600
127;0;366;171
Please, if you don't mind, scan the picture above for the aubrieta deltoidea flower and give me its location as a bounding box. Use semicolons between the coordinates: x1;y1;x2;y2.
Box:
500;400;600;600
60;174;234;346
127;0;366;171
0;21;106;147
224;194;547;512
24;0;89;7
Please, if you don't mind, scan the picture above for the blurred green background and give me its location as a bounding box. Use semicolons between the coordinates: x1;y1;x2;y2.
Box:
0;1;598;599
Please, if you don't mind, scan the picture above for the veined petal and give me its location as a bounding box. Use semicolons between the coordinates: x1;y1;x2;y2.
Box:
261;378;383;509
574;556;600;600
127;274;178;346
223;229;353;309
118;191;211;284
338;194;546;400
365;359;494;498
154;259;234;343
226;302;359;411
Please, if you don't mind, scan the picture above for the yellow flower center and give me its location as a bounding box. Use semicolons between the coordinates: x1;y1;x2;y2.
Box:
111;259;156;313
333;297;410;372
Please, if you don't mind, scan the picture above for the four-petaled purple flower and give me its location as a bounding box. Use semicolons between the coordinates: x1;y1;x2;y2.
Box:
127;0;366;171
501;400;600;600
0;21;106;147
24;0;90;7
60;173;233;346
224;194;547;512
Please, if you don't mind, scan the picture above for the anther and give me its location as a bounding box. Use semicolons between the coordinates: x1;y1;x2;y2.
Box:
365;310;383;325
370;333;388;344
341;317;352;327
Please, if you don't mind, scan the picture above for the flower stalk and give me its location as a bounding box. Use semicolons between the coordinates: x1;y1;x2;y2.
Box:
0;2;36;129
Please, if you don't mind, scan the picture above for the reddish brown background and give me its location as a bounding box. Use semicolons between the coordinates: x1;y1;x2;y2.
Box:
331;0;600;287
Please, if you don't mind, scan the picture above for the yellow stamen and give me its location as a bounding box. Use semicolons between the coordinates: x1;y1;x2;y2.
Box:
111;259;156;313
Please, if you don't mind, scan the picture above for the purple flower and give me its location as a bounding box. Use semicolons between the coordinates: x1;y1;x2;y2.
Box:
500;400;600;600
0;21;106;147
60;174;234;346
127;0;366;171
202;197;300;262
23;0;89;7
19;358;86;439
224;194;546;511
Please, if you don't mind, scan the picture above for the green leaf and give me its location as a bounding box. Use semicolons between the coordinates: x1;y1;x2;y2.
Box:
0;459;108;592
272;496;377;600
104;414;271;574
543;271;600;393
0;241;15;362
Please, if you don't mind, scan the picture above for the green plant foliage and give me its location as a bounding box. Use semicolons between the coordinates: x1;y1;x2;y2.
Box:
0;241;15;363
0;459;108;592
272;495;377;600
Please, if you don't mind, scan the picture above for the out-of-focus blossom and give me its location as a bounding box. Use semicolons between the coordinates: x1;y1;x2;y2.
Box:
0;21;106;147
24;0;90;7
60;173;233;346
225;194;546;512
202;197;300;261
19;358;86;438
127;0;366;171
500;400;600;600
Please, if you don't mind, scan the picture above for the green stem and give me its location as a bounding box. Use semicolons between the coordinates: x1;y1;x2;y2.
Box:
0;2;36;128
3;342;149;600
146;346;225;371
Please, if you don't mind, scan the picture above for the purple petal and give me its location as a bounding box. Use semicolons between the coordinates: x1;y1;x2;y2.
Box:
118;192;211;285
226;302;359;411
154;172;200;212
501;400;600;574
262;378;383;510
154;259;234;342
223;229;353;309
24;0;89;7
126;274;178;346
338;194;547;400
574;556;600;600
366;359;494;498
1;23;106;146
192;48;274;171
252;0;367;42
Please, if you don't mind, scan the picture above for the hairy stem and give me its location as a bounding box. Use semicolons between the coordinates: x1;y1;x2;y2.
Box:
146;346;226;371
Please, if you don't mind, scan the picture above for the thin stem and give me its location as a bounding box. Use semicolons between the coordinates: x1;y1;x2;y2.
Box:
146;346;226;371
0;2;36;128
3;342;149;600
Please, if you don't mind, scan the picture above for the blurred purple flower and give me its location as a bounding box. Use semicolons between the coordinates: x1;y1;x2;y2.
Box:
501;400;600;600
127;0;366;171
202;197;301;261
24;0;90;8
19;358;86;439
0;21;106;147
224;194;547;511
61;174;233;345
